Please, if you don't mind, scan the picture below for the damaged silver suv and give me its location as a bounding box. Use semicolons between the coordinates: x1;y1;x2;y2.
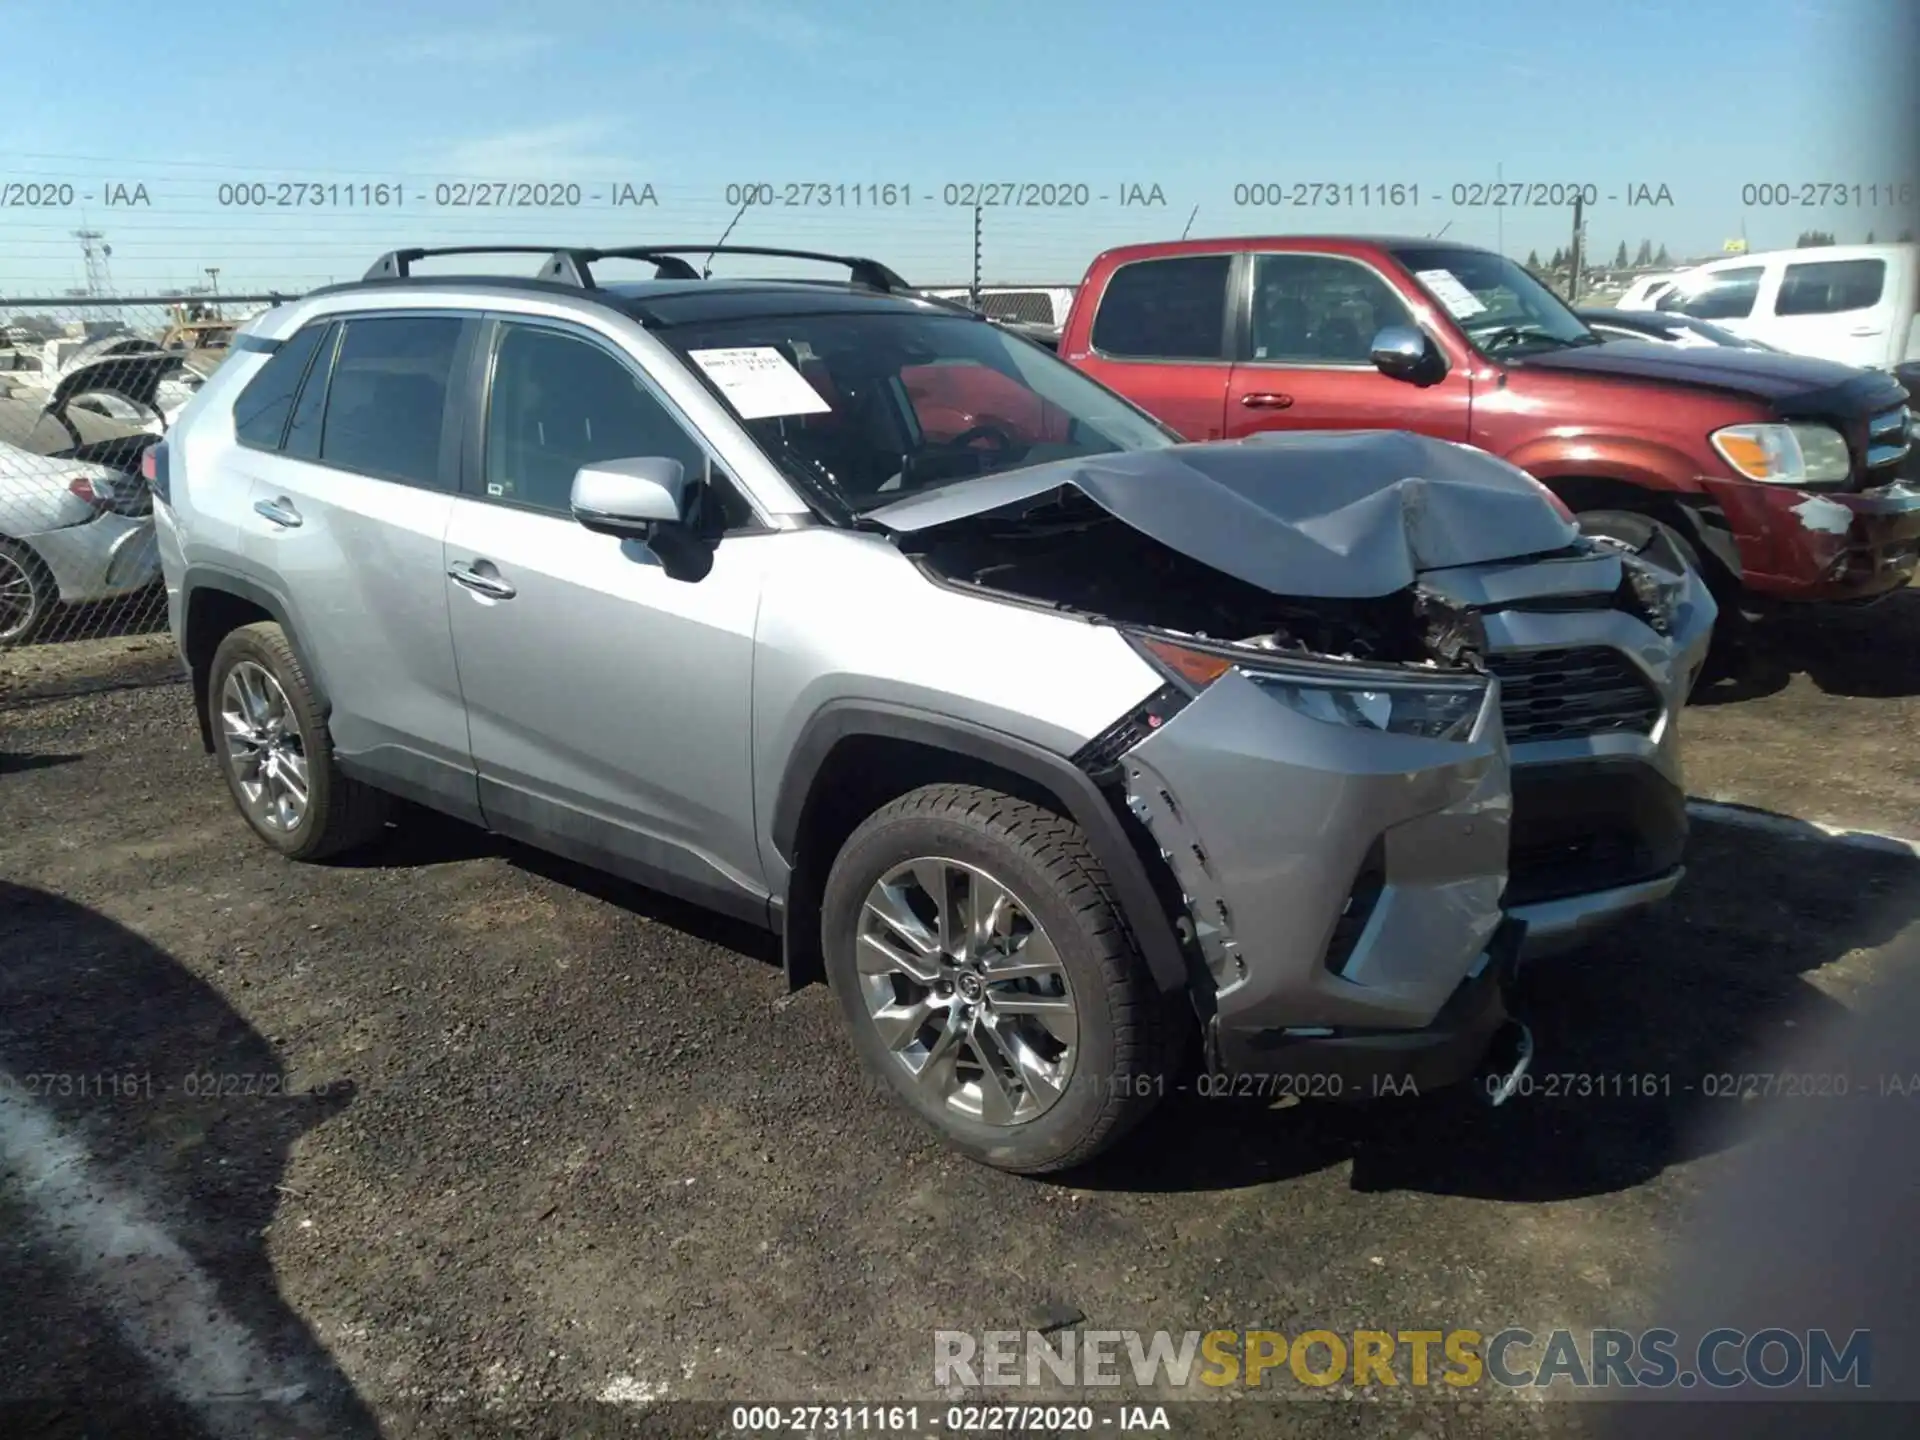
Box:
152;245;1716;1173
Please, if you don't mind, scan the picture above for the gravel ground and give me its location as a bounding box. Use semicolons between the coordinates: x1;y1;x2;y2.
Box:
2;603;1918;1439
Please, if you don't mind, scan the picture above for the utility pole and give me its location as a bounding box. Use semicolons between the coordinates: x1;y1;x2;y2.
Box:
969;203;982;310
74;229;110;296
205;267;221;317
1566;194;1585;302
1180;205;1198;241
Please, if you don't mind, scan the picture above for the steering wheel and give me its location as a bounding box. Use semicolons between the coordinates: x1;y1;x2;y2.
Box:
946;421;1020;455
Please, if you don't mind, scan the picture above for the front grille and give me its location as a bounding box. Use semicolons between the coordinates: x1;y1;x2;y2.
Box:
1866;405;1911;474
1486;647;1661;744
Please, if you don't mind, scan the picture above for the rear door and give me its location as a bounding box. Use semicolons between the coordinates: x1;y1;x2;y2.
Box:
236;310;479;819
1764;255;1897;367
1226;252;1472;441
1065;254;1233;440
441;315;771;919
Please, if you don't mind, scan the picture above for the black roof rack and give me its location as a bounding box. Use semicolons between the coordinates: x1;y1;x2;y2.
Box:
362;246;574;281
538;246;912;293
362;244;911;294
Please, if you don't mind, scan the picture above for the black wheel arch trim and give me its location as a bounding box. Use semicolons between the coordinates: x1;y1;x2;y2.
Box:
179;565;332;751
772;699;1190;995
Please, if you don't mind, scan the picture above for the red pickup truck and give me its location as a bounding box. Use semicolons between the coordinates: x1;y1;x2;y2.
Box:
1052;236;1920;605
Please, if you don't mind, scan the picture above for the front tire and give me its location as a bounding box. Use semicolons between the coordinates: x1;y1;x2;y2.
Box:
821;783;1176;1174
208;622;389;860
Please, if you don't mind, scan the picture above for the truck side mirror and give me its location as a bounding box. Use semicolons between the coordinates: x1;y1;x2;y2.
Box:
1371;326;1445;385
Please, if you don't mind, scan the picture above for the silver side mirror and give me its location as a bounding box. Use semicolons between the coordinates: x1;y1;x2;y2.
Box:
1370;325;1440;383
571;457;687;539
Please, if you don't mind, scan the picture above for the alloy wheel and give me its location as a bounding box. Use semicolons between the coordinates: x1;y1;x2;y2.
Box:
0;549;42;645
220;660;310;832
856;856;1079;1126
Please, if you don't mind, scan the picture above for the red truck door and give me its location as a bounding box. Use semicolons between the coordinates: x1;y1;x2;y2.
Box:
1063;253;1234;440
1225;251;1472;442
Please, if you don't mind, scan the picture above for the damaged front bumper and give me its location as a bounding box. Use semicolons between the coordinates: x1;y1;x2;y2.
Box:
1106;543;1714;1096
1120;663;1516;1090
1705;475;1920;601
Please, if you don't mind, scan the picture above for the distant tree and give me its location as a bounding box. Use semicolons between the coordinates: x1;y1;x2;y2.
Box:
1795;229;1836;246
1550;245;1566;269
1866;230;1877;244
1613;240;1630;268
1526;247;1542;270
1634;238;1654;266
1654;243;1672;265
1901;228;1915;243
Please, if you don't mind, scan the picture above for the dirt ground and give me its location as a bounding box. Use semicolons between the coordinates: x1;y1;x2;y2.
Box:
2;600;1918;1438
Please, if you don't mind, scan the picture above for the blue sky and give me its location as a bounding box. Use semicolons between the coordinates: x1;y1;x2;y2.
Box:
0;0;1909;295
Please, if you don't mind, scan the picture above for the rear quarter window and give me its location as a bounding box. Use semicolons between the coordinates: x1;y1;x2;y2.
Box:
232;323;327;450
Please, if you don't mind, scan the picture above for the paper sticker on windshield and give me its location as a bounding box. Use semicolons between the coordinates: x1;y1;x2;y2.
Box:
1414;269;1488;319
688;347;831;420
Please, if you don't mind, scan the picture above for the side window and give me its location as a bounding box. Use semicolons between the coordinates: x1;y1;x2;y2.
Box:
483;323;747;527
232;323;326;449
281;323;339;461
318;316;463;487
1775;259;1888;317
1249;254;1414;364
1658;266;1763;320
1090;256;1231;360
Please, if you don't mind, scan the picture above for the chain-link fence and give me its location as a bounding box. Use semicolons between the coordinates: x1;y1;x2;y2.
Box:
0;293;289;702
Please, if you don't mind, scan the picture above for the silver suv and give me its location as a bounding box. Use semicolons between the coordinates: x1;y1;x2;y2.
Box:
152;245;1716;1173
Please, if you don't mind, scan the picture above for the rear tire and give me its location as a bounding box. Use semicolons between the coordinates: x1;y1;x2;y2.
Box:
821;783;1177;1174
0;537;57;648
208;621;389;861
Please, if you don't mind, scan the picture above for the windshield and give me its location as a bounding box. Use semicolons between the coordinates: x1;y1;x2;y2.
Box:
663;309;1176;516
1389;246;1600;357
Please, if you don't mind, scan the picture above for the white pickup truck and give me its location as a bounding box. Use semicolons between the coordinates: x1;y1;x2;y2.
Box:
1653;243;1918;378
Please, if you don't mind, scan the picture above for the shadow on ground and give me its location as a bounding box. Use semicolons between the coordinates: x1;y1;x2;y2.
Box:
343;793;1920;1208
1066;814;1920;1201
335;801;783;969
1692;587;1920;704
0;882;379;1439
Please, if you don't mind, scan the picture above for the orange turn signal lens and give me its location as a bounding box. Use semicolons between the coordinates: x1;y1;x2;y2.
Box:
1139;637;1234;689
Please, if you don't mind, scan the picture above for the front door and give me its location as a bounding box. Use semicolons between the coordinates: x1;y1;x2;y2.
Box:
442;317;771;919
1226;252;1472;442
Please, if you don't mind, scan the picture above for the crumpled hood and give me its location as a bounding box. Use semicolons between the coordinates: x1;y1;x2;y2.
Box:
865;429;1579;599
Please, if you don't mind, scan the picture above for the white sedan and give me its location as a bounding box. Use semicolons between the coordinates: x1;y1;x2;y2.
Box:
0;393;161;646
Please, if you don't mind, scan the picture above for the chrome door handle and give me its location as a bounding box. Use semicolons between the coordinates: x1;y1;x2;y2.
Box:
1240;392;1294;409
253;497;302;528
1850;325;1887;337
447;563;516;600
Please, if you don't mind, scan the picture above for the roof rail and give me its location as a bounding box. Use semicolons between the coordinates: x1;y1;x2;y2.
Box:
362;246;573;281
537;246;911;293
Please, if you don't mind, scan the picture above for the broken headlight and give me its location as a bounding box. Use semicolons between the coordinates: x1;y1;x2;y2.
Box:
1132;634;1486;741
